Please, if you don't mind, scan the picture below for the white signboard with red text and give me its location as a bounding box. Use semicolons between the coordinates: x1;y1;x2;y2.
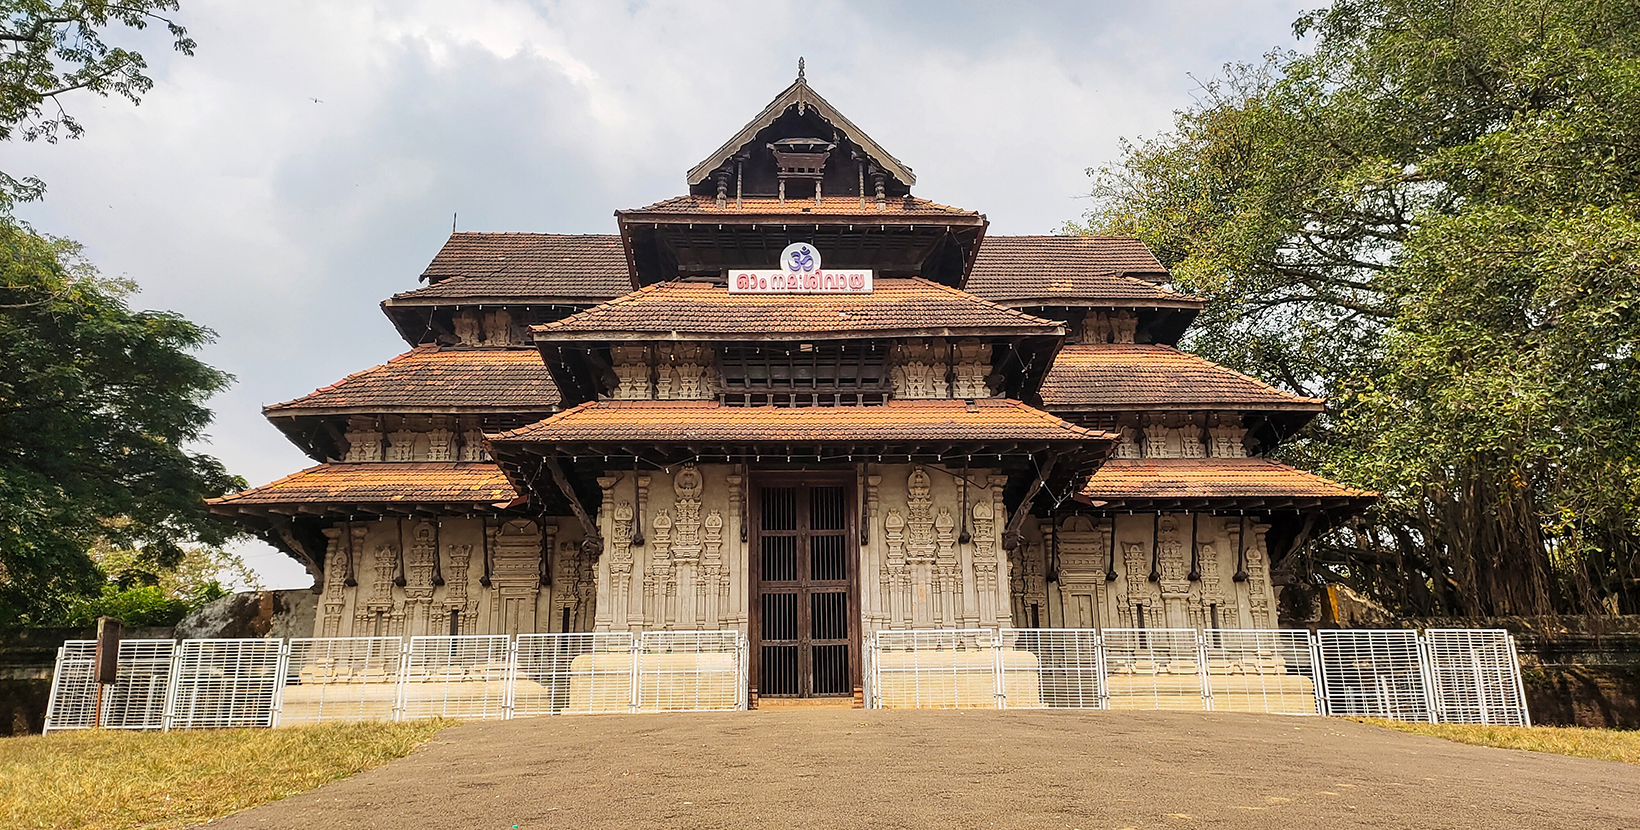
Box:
729;242;873;294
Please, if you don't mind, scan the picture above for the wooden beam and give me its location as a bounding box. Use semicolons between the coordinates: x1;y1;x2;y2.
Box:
545;455;600;542
1001;452;1057;550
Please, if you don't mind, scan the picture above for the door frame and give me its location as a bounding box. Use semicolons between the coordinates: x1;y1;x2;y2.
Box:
748;470;862;702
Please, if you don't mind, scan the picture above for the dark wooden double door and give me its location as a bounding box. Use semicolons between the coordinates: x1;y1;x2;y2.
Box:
751;474;859;699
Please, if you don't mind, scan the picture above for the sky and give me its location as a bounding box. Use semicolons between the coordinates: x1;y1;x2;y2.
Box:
10;0;1309;589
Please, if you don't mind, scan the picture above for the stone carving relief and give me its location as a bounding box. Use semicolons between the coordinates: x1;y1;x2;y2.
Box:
453;311;481;345
1142;424;1172;459
671;464;704;562
1210;425;1248;458
444;542;477;634
700;510;725;626
648;509;674;628
344;429;383;463
425;429;455;462
1179;426;1206;459
356;539;401;637
656;344;716;401
482;309;516;346
321;527;348;637
951;338;993;398
1078;311;1138;345
1116;541;1156;628
460;428;488;462
611;344;652;400
490;519;545;635
1112;426;1142;460
403;522;439;636
890;342;949;399
386;430;417;462
905;467;936;564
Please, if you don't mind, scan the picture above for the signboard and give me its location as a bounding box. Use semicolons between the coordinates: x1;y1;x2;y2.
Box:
729;242;873;294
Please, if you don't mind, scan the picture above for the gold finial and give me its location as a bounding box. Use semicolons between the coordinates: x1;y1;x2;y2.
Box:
798;57;805;82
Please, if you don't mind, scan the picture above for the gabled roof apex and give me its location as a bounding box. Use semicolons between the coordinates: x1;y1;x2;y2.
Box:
686;66;915;188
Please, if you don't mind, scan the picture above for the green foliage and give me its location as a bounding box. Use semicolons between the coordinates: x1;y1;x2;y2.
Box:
0;1;195;208
1078;0;1640;615
0;222;245;625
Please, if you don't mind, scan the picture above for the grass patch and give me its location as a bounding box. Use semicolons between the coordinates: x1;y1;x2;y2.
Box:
0;720;450;830
1359;719;1640;765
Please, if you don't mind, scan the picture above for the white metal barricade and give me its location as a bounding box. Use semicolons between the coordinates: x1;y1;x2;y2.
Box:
1201;629;1320;715
1315;629;1432;721
276;637;405;726
1100;628;1207;711
996;629;1103;709
869;629;1000;709
1425;629;1531;726
100;639;176;729
166;638;286;729
398;635;511;721
513;632;636;716
41;641;98;734
637;631;747;712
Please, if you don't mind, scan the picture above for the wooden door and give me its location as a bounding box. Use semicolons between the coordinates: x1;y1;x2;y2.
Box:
751;474;857;698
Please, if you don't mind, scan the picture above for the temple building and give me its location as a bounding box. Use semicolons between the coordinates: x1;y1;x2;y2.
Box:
209;69;1374;703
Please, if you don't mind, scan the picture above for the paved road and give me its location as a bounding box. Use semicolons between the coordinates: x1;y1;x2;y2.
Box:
209;710;1640;829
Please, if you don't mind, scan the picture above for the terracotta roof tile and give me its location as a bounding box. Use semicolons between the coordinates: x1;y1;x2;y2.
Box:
966;236;1199;306
392;233;630;301
1041;345;1323;411
492;399;1109;445
265;347;560;413
532;278;1060;339
208;462;517;506
1079;458;1374;505
622;195;979;217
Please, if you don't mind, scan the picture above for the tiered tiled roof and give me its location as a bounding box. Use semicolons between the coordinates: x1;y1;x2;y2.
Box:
966;236;1199;306
492;399;1108;445
207;462;518;508
1078;458;1374;508
389;233;630;302
531;278;1060;340
265;346;560;414
621;195;979;217
1040;345;1323;412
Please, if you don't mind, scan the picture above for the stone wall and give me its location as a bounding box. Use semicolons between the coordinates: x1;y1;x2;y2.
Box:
311;516;589;639
1010;513;1279;631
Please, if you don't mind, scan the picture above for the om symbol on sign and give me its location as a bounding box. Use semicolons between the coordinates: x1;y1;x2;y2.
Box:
781;242;821;274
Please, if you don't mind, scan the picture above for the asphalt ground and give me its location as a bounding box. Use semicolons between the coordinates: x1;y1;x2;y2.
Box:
206;709;1640;830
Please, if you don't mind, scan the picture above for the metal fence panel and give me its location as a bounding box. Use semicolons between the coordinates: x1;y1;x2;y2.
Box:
514;633;636;716
167;639;285;729
869;629;999;709
1425;629;1530;726
1100;628;1206;711
277;637;405;726
399;635;512;721
1201;629;1319;715
996;629;1103;709
1316;629;1432;721
42;641;98;734
100;639;176;730
637;631;746;712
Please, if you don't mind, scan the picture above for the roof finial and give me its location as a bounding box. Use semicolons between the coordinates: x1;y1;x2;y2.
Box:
797;57;805;82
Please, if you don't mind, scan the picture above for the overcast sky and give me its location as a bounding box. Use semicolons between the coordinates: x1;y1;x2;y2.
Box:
11;0;1309;589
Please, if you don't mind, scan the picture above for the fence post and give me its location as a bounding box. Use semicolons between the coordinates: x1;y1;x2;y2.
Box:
1418;633;1438;723
1197;630;1213;712
993;631;1005;710
392;638;409;723
629;634;643;714
270;639;292;728
1094;631;1110;710
505;635;520;720
1308;631;1326;716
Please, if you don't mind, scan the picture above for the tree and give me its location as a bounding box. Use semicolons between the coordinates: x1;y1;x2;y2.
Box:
0;224;244;624
0;1;195;209
1077;0;1640;616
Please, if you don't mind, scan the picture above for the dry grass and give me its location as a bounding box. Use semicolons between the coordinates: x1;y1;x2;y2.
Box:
0;720;449;830
1359;719;1640;765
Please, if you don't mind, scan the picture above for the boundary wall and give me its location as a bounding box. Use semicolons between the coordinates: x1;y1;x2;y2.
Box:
42;630;747;733
866;627;1530;724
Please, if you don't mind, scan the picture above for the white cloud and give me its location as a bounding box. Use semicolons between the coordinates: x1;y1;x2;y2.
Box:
10;0;1308;588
